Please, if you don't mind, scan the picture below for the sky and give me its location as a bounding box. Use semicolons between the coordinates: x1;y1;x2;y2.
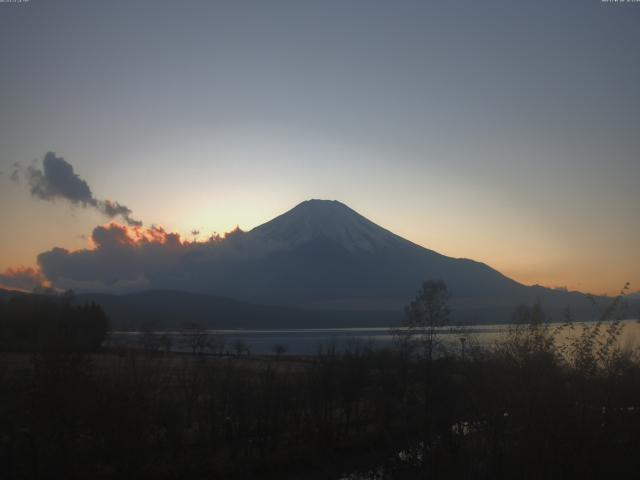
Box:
0;0;638;295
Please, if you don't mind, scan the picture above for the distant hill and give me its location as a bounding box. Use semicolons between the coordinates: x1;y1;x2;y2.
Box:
0;288;27;299
2;284;636;331
74;290;398;330
1;287;398;329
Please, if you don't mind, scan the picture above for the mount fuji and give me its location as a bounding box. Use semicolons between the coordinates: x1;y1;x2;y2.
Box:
161;199;599;323
31;199;621;327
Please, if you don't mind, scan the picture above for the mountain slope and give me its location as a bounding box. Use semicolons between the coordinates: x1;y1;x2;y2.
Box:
173;199;601;322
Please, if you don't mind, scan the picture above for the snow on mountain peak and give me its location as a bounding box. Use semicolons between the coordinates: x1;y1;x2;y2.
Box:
249;199;403;252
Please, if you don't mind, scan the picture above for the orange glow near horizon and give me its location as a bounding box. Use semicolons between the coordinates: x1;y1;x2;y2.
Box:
0;177;635;297
0;215;635;297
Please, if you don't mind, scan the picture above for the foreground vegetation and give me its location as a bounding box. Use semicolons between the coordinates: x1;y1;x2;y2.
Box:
1;287;639;479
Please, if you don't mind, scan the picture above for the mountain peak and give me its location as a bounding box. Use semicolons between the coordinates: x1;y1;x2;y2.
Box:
298;198;346;205
291;199;351;212
250;199;403;252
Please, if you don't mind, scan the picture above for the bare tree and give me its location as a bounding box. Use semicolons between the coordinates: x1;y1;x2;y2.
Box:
183;322;208;355
401;280;450;475
272;343;287;359
404;279;450;361
206;332;226;356
233;338;250;357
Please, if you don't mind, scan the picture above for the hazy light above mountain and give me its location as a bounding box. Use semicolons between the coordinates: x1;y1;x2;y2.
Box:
1;1;639;294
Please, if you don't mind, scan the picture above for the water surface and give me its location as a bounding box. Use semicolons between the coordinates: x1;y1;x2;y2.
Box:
109;319;640;355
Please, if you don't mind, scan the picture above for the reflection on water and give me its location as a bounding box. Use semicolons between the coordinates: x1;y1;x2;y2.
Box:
108;319;640;355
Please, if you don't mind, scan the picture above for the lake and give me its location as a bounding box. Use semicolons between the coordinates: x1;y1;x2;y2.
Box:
108;319;640;355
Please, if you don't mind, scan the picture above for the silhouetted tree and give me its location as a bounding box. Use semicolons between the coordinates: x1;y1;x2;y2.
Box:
182;322;208;355
402;280;451;474
0;293;108;352
272;344;287;359
233;338;250;357
404;279;450;361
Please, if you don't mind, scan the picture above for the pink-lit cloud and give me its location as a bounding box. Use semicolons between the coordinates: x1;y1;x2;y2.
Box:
0;266;51;292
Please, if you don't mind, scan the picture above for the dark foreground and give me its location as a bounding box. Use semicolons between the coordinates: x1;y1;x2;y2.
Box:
2;337;640;479
2;292;640;479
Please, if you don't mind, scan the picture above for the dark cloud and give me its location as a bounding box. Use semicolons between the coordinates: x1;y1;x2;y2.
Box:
91;223;136;249
36;222;282;293
0;266;50;292
98;200;142;227
38;224;196;288
27;152;95;205
13;152;142;226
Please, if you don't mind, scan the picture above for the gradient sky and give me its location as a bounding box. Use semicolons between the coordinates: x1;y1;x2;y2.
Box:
1;0;638;295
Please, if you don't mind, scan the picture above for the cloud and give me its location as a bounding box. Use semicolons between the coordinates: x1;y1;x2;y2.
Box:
99;200;142;227
12;152;142;226
35;222;286;293
0;266;51;292
26;152;95;205
38;223;199;289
